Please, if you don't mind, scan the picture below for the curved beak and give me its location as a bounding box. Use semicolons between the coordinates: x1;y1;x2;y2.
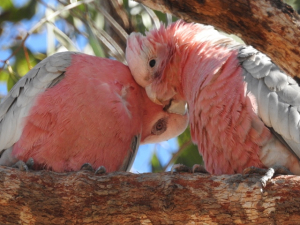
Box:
145;84;187;115
166;99;188;115
145;84;163;105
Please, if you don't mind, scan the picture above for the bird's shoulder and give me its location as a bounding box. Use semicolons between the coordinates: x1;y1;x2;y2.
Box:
0;51;80;152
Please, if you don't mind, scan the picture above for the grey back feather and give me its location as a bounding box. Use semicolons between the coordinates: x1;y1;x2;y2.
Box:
238;46;300;159
119;134;141;172
0;51;79;154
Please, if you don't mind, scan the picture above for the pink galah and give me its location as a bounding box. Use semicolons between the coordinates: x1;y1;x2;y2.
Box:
0;52;188;173
126;20;300;181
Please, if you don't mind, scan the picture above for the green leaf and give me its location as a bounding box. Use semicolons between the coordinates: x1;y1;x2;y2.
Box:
0;0;13;10
16;58;31;76
285;0;300;10
0;70;9;82
12;49;37;77
86;22;105;57
51;23;79;51
174;144;204;168
0;0;38;24
7;75;16;91
151;151;163;173
175;128;204;167
177;127;192;145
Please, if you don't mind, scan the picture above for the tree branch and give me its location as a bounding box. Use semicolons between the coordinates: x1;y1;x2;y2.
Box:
0;166;299;224
135;0;300;79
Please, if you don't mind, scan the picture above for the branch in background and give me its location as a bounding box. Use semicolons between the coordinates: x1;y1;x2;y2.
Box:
0;0;96;74
37;0;89;41
100;0;135;52
162;140;193;171
135;0;300;79
141;4;161;29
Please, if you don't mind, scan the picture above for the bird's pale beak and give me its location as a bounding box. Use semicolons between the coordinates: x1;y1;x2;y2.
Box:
145;84;187;115
166;99;188;115
145;84;163;105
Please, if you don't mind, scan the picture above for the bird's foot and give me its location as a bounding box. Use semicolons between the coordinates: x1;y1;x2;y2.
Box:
243;166;292;187
192;164;209;173
80;163;94;171
80;163;107;174
171;164;208;174
95;166;106;175
171;164;191;174
12;158;34;171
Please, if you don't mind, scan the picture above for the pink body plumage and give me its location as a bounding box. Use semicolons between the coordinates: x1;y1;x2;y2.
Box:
183;49;269;174
126;20;300;175
0;53;188;172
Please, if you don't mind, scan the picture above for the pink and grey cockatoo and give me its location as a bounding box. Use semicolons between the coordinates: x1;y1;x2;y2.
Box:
126;20;300;181
0;52;188;173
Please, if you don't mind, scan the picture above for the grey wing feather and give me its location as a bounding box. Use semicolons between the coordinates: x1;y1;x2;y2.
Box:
0;51;79;154
119;134;141;172
238;46;300;159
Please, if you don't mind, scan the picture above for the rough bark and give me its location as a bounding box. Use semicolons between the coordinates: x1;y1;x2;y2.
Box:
135;0;300;80
0;166;300;224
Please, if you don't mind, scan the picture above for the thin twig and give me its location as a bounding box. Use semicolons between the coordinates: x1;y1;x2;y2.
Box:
162;140;193;172
142;5;160;29
37;0;89;39
86;16;126;62
28;0;95;35
23;45;32;70
0;0;95;73
58;0;125;60
93;2;129;41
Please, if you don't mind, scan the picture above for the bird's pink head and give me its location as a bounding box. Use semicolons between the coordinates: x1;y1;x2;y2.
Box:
140;90;189;144
126;20;220;115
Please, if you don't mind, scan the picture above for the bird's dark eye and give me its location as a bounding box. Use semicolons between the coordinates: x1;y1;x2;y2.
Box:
156;122;163;130
149;59;156;68
151;118;167;135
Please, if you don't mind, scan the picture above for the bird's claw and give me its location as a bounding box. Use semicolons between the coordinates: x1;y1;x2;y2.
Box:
80;164;107;174
243;166;293;188
171;164;208;174
12;158;34;171
243;166;267;176
95;166;106;175
171;164;191;174
26;158;34;169
192;164;209;174
80;163;94;171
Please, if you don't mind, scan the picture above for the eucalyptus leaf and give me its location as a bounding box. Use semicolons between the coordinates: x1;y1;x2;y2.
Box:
151;151;163;173
51;23;79;51
86;22;105;57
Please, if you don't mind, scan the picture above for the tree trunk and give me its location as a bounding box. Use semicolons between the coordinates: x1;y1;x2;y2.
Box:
136;0;300;79
0;166;299;224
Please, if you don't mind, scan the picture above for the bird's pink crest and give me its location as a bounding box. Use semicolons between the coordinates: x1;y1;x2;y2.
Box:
126;20;233;104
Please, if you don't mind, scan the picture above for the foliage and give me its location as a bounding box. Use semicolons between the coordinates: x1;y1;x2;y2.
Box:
175;128;203;167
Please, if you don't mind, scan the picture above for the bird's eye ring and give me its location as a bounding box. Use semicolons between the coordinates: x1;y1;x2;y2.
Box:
151;118;167;135
149;59;156;68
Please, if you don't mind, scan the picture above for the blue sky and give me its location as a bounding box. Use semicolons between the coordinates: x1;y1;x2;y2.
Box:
0;0;180;173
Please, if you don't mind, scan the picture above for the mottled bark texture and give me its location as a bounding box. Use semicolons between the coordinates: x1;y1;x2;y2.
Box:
136;0;300;80
0;166;299;224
